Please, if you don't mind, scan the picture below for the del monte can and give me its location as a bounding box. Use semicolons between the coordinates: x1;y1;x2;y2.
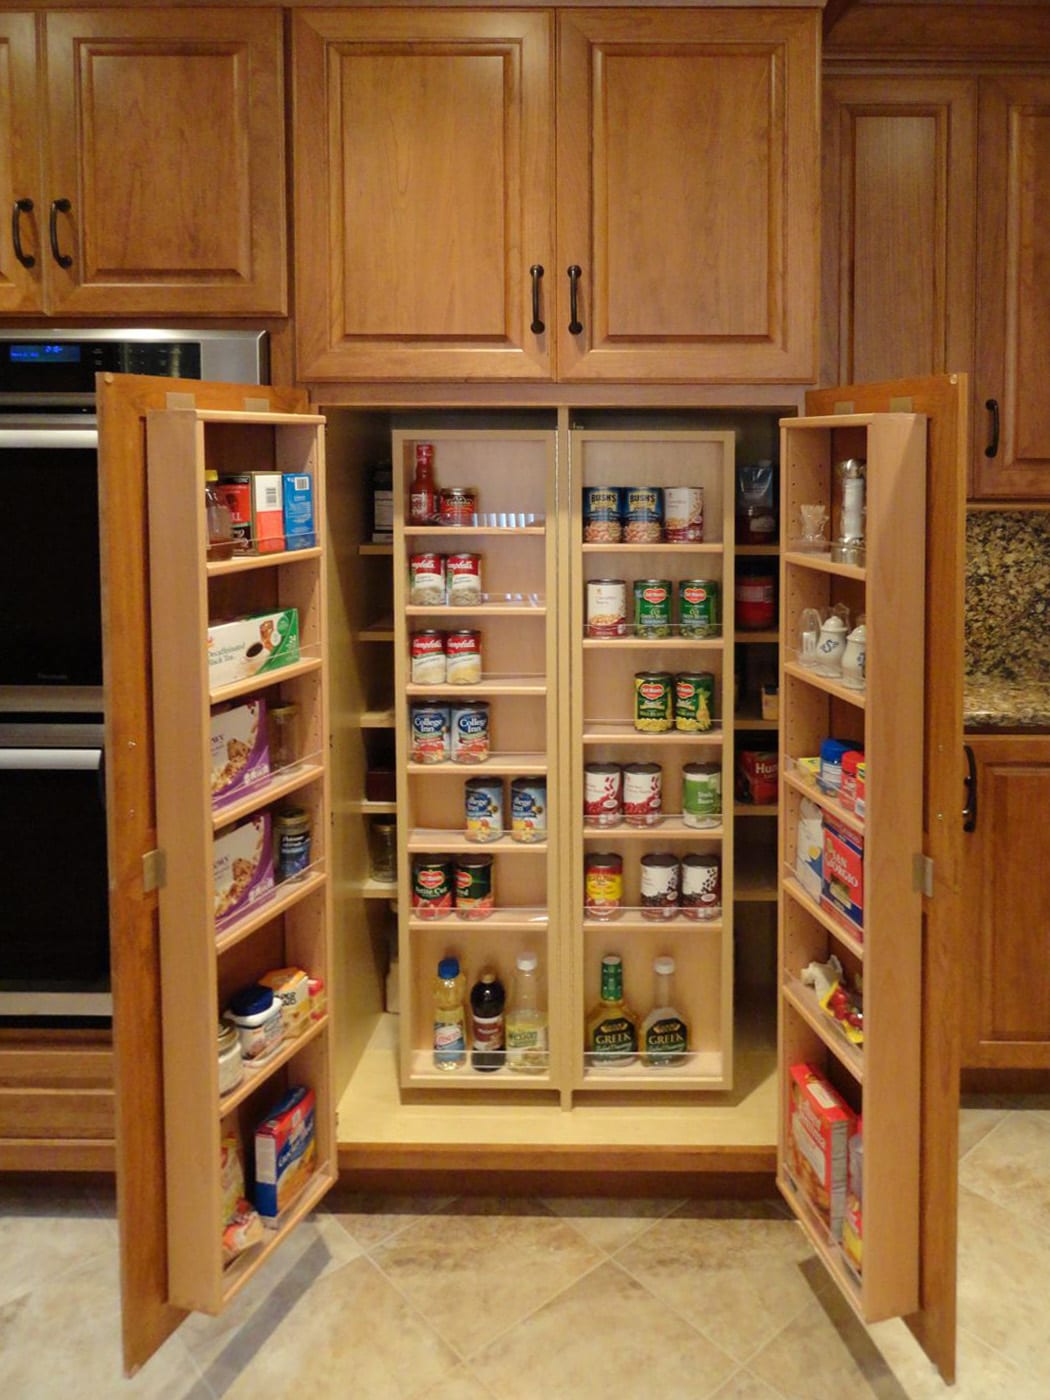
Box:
634;671;673;733
679;578;720;638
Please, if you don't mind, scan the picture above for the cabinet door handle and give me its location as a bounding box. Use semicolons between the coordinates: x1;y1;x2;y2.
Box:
963;744;978;832
529;264;545;335
984;399;1000;459
11;198;34;268
567;264;583;335
49;198;73;268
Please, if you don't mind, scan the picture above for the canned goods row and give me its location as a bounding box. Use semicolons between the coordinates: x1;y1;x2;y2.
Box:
412;853;494;919
409;552;483;607
583;485;704;544
465;777;547;844
410;698;489;762
584;852;721;920
584;761;721;828
586;578;720;639
410;629;482;687
634;671;716;734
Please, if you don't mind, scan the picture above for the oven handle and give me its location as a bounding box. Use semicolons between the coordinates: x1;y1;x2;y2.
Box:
0;427;98;449
0;747;103;771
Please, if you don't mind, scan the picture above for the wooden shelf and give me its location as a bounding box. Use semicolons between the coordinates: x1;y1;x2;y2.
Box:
734;803;777;817
580;1049;726;1088
734;630;779;644
783;660;867;709
219;1164;337;1308
582;915;723;933
783;548;866;582
409;910;548;931
783;766;864;836
209;654;323;707
407;830;548;853
405;676;547;696
358;878;397;899
582;819;724;840
207;545;323;577
359;542;393;555
782;978;863;1083
359;708;396;729
407;752;547;775
777;1171;862;1321
582;635;724;651
582;720;724;745
781;875;864;961
212;762;325;831
581;541;724;554
406;601;547;617
403;525;546;537
218;1016;330;1116
214;870;328;956
358;620;394;641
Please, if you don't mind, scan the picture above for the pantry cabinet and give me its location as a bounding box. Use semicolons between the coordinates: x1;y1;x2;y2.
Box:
1;8;286;318
291;6;819;384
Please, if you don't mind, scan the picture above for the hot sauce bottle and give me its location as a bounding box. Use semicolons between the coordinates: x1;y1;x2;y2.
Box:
409;442;437;524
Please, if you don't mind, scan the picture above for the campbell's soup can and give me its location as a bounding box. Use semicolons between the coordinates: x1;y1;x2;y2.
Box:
585;852;623;919
450;700;490;763
446;629;482;685
682;853;721;920
586;578;627;637
447;552;483;606
634;671;673;732
409;551;446;607
640;852;680;920
664;486;704;542
583;486;623;543
675;672;716;733
584;762;623;827
412;855;453;917
510;777;547;843
682;761;722;828
679;579;720;638
622;486;663;543
633;579;672;638
464;777;503;843
455;852;494;917
623;762;662;826
411;629;446;686
410;701;450;764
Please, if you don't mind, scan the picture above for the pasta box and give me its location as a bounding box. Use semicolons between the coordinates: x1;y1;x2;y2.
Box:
821;813;864;932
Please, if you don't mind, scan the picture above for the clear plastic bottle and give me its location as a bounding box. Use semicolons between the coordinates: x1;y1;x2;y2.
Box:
640;956;689;1066
432;956;467;1070
204;468;235;561
504;951;548;1074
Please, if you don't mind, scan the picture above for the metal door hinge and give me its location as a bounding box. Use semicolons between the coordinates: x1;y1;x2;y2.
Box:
143;848;167;893
913;853;934;898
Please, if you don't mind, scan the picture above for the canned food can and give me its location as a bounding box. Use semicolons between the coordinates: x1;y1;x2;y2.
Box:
446;629;482;685
450;700;490;763
634;671;674;733
633;579;672;637
411;629;446;686
681;853;721;920
439;487;477;527
664;486;704;542
583;486;623;543
410;701;450;763
447;552;482;606
640;852;680;920
455;852;494;918
682;761;722;828
510;777;547;842
274;807;312;882
412;855;454;917
585;852;623;919
679;579;720;638
586;578;627;638
622;486;664;543
409;552;446;607
735;573;776;630
675;672;716;733
584;762;623;827
622;762;662;826
464;777;503;842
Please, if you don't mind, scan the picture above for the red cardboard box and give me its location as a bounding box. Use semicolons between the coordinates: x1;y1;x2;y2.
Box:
786;1063;856;1240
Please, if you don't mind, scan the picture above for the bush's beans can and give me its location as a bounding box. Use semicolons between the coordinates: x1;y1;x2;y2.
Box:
583;486;623;543
586;578;627;637
640;852;680;920
510;777;547;842
455;852;494;917
412;855;453;917
682;761;722;828
438;486;477;527
623;762;662;826
410;701;450;763
633;579;672;638
446;628;482;684
664;486;704;542
447;552;482;606
409;551;446;606
679;579;720;638
450;700;489;762
411;629;446;686
675;672;716;733
634;671;673;732
464;777;503;842
584;762;623;826
622;486;664;543
682;853;721;920
585;852;623;919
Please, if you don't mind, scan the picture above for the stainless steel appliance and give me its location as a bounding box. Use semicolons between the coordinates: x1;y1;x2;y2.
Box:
0;329;267;1022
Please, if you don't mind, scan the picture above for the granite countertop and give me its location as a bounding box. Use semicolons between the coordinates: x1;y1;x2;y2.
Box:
964;674;1050;731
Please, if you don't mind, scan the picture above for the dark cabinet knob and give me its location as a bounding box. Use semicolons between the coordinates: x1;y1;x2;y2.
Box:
529;264;545;335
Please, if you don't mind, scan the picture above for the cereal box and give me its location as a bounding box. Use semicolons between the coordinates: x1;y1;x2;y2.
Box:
821;814;864;931
207;609;300;688
282;472;316;550
211;699;270;809
786;1063;856;1240
213;813;274;927
254;1085;316;1224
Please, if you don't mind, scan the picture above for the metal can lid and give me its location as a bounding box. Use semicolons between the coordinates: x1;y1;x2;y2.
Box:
456;852;494;868
641;852;679;868
587;852;623;869
623;762;661;775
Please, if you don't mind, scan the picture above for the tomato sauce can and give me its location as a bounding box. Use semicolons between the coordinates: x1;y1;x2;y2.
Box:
450;700;490;763
464;777;503;842
439;487;477;527
675;672;716;733
584;762;623;826
682;853;721;920
664;486;704;542
411;629;446;686
586;578;627;637
455;852;494;918
623;762;662;826
679;579;720;638
410;701;450;763
510;778;547;842
585;852;623;919
447;552;482;606
634;671;674;732
412;855;454;917
640;852;680;919
633;579;672;638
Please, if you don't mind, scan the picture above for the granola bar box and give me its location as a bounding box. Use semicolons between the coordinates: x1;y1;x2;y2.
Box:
207;609;300;688
211;699;270;810
213;812;274;927
786;1063;856;1241
253;1085;317;1224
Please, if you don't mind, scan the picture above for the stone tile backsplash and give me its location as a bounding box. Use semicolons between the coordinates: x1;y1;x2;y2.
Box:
966;511;1050;679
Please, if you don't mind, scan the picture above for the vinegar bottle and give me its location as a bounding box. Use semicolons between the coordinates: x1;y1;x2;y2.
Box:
408;443;437;524
504;952;547;1074
432;956;467;1070
470;968;506;1072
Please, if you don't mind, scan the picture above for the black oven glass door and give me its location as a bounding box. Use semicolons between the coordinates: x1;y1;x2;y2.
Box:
0;731;110;1021
0;423;101;689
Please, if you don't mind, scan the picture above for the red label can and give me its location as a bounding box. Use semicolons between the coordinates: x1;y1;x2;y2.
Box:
412;856;453;917
410;630;446;686
585;852;623;919
446;629;482;685
447;552;483;606
439;487;477;527
623;762;662;826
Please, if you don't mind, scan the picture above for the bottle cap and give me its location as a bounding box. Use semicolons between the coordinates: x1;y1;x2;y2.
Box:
516;951;538;972
438;957;460;979
653;956;675;976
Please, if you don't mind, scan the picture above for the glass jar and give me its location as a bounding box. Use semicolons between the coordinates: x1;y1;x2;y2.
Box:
267;701;300;772
368;817;398;882
274;806;312;881
217;1022;244;1095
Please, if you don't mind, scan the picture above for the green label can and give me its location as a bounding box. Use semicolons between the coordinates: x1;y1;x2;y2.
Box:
675;672;715;733
634;671;673;732
682;761;722;828
679;579;720;638
632;579;672;637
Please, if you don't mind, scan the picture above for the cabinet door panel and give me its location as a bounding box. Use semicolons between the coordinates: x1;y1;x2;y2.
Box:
293;10;553;381
43;10;286;317
0;13;42;313
557;9;818;383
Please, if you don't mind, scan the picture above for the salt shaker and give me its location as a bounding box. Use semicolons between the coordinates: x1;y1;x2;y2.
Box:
816;615;847;676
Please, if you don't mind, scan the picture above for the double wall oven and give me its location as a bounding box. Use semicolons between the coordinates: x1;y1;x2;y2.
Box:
0;329;267;1024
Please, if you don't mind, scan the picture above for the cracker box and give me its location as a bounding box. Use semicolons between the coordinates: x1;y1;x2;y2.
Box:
282;472;316;550
821;813;864;932
211;698;270;809
787;1063;856;1240
258;966;311;1039
213;812;274;927
207;609;300;688
254;1085;317;1224
251;471;285;554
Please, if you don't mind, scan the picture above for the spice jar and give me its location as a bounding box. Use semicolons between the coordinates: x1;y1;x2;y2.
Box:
274;806;312;881
217;1022;245;1095
268;701;300;771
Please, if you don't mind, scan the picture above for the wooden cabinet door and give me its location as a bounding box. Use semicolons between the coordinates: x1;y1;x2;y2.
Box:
962;736;1050;1069
556;8;818;383
821;75;976;389
42;9;286;317
0;12;43;314
292;9;553;381
973;76;1050;498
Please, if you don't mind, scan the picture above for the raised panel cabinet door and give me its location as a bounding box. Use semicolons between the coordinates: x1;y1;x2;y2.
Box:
556;8;818;383
42;9;286;317
821;76;977;390
0;13;43;313
293;10;553;381
974;76;1050;498
963;738;1050;1069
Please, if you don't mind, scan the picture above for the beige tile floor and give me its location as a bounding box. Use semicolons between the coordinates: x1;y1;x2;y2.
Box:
2;1097;1049;1399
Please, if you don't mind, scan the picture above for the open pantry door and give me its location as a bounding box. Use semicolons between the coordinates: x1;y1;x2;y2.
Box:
777;374;967;1383
99;373;314;1374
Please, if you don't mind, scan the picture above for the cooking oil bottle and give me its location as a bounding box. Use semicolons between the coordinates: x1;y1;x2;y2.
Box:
432;956;467;1070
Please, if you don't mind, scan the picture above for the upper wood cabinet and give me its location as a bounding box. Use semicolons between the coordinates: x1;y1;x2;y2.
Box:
1;9;286;318
292;7;819;384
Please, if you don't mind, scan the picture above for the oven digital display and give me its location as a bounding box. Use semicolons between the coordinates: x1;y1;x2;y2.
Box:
8;344;83;363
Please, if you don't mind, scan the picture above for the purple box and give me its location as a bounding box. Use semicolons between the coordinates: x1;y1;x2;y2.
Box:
211;698;271;810
214;813;275;927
